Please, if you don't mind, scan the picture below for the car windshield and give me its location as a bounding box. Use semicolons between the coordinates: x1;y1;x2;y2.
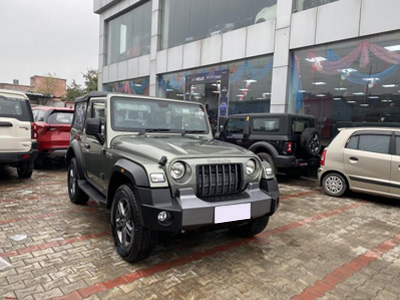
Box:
111;97;209;133
48;111;73;124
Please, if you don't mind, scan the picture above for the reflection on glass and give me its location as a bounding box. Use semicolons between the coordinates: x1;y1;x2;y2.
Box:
157;55;273;117
294;0;339;12
104;77;149;96
161;0;277;49
289;32;400;143
106;2;151;65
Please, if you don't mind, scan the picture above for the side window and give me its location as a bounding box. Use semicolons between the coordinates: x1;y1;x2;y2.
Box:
91;102;106;136
346;136;359;149
72;102;87;129
292;119;311;133
225;119;245;135
396;137;400;156
252;117;280;133
33;110;45;122
358;135;390;154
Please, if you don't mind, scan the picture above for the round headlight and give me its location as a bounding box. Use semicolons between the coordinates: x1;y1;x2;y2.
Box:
246;159;256;175
170;162;186;180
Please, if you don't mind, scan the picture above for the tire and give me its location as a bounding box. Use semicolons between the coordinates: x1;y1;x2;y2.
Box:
17;161;34;178
229;215;270;238
67;158;89;204
111;184;158;263
257;152;277;175
301;128;321;157
322;173;347;197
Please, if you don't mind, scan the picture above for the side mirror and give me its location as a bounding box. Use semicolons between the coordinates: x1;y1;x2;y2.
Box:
85;118;104;144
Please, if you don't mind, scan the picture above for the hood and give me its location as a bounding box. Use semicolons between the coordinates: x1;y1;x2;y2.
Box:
111;135;252;162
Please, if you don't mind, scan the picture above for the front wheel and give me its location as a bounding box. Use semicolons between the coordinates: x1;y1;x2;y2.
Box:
67;158;89;204
322;173;347;197
17;161;34;178
229;215;270;237
111;184;158;263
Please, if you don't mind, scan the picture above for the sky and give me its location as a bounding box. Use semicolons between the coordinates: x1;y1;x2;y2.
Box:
0;0;99;86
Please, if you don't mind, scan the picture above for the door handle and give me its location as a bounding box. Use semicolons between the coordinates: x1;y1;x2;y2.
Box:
349;157;358;162
84;143;91;150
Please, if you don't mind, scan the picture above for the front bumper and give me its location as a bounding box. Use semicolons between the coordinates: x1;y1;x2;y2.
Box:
275;155;319;169
0;143;38;164
138;179;279;232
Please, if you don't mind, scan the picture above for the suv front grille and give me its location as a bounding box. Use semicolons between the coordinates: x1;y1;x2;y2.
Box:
196;164;242;198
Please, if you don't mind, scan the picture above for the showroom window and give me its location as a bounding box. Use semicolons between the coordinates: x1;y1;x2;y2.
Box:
103;77;149;96
293;0;339;12
289;32;400;143
106;2;151;65
160;0;277;49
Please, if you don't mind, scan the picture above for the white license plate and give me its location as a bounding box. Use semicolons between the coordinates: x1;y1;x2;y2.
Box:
214;203;251;224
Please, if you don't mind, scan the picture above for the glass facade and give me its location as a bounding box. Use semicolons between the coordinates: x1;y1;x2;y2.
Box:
290;32;400;143
103;77;150;96
160;0;277;50
106;2;151;65
294;0;339;12
158;55;273;115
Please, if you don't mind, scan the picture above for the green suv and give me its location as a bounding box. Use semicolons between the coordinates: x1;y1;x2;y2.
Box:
66;92;279;262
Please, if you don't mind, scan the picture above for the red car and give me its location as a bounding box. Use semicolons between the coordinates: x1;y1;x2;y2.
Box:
32;106;74;166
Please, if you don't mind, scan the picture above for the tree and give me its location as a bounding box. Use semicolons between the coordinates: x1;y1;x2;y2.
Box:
83;68;98;93
36;72;59;95
63;80;85;101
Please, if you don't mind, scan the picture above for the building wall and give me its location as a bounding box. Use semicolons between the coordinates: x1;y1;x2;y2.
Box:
95;0;400;113
0;83;32;92
30;75;67;99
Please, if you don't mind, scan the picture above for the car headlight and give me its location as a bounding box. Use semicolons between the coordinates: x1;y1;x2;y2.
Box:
246;159;256;175
170;162;186;180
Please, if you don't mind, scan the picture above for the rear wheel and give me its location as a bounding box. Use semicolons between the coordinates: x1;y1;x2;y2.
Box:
230;215;270;237
322;173;347;197
67;158;89;204
257;152;277;175
17;161;33;178
111;184;158;263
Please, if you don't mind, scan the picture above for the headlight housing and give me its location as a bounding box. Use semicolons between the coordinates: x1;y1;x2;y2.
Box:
246;159;256;175
170;162;186;180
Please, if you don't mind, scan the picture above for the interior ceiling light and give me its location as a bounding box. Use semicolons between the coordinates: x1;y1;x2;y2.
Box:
368;96;380;99
338;68;357;73
382;84;398;88
239;88;249;91
305;57;327;63
312;82;326;85
316;94;326;97
382;99;392;102
360;103;369;107
245;79;257;84
333;97;342;101
353;92;365;96
298;90;307;93
347;101;356;104
362;77;380;82
385;45;400;52
334;87;347;91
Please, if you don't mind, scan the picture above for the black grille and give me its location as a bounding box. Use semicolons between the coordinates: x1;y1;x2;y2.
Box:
196;164;242;198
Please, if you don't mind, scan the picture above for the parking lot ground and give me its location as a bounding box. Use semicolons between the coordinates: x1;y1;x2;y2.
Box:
1;165;400;300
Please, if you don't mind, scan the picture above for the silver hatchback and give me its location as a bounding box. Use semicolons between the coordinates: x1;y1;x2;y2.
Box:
318;127;400;199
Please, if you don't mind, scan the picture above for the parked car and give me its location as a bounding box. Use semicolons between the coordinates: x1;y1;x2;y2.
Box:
318;127;400;199
218;113;321;175
0;89;37;178
66;92;279;262
32;106;74;166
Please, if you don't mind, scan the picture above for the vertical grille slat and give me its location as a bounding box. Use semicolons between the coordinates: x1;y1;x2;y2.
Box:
197;164;242;199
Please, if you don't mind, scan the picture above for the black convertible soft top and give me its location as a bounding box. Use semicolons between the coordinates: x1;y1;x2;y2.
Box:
75;91;109;103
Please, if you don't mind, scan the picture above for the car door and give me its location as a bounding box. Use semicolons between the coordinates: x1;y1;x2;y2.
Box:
344;131;392;193
389;133;400;197
82;100;107;192
221;117;246;147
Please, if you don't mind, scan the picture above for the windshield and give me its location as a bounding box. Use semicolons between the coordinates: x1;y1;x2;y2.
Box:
111;97;209;133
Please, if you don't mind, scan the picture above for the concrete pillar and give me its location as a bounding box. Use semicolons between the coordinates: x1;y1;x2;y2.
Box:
149;0;161;96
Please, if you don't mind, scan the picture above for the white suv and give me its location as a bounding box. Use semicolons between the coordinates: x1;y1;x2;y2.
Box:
318;127;400;199
0;89;37;178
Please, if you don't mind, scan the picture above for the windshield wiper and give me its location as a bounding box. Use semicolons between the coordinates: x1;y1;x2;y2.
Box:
137;128;172;135
182;130;207;136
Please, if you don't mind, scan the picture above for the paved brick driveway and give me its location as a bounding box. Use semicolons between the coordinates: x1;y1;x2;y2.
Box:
1;165;399;300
